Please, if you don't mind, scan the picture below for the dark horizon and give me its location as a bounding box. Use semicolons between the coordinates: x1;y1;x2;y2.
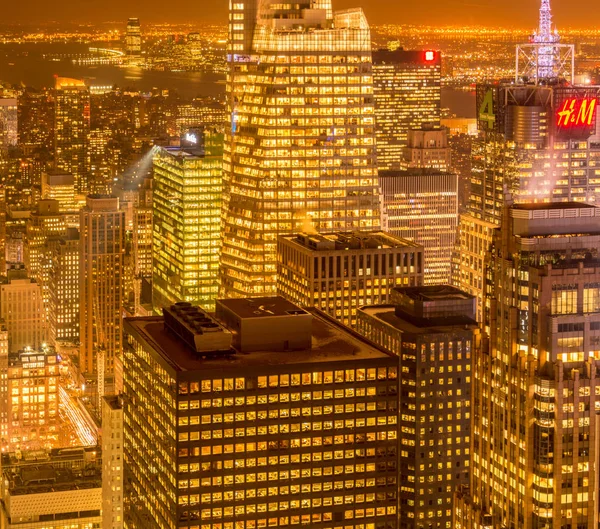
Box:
3;0;600;29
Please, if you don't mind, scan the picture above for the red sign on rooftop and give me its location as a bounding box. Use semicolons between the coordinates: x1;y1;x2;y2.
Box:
556;97;597;129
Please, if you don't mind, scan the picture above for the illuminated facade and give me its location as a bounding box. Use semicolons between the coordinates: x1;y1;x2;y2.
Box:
0;447;102;529
373;49;441;171
6;345;59;451
222;2;381;298
152;131;223;312
123;297;399;529
47;229;80;347
380;170;458;285
457;203;600;529
0;325;8;445
277;231;424;327
126;18;142;59
79;196;125;378
0;97;17;151
102;395;124;529
54;77;90;194
357;285;477;529
25;200;68;314
0;276;46;353
133;178;153;280
402;128;450;172
41;170;78;212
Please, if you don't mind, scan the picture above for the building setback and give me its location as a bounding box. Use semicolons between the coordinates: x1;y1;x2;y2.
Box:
123;296;400;529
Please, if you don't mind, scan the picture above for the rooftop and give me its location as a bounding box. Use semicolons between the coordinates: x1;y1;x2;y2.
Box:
512;202;596;211
125;309;392;374
217;297;309;320
393;285;474;303
281;231;421;252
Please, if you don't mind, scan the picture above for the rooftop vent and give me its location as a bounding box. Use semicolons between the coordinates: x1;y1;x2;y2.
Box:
164;303;233;355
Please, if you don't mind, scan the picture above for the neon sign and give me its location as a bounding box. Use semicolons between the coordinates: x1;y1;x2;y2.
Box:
556;98;597;129
184;132;198;144
424;50;435;62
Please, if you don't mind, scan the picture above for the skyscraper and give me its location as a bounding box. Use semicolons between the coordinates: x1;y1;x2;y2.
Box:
102;395;124;529
79;196;125;380
380;170;459;285
402;128;451;173
357;285;478;529
125;18;142;60
221;1;381;298
373;49;441;171
123;297;400;529
0;97;17;152
456;202;600;529
277;231;424;326
152;129;223;312
54;77;91;194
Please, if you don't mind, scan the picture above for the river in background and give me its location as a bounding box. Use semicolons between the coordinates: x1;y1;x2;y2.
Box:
0;42;225;99
1;42;477;114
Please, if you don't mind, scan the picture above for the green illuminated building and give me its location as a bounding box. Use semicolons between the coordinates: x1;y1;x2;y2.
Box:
152;130;223;312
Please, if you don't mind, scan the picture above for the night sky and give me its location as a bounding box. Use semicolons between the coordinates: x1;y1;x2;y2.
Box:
3;0;600;28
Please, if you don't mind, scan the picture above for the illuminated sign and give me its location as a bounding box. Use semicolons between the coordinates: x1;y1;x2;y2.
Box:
478;89;496;130
184;132;198;144
424;50;435;62
556;97;597;129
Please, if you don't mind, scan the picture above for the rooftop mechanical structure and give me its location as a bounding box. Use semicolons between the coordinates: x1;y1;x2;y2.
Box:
516;0;574;84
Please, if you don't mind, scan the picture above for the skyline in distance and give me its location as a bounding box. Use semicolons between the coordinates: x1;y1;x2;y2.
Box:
2;0;600;29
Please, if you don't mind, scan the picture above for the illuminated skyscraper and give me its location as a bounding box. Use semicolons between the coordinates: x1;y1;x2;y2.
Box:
357;285;478;529
222;2;381;298
402;127;451;172
277;231;424;326
152;129;222;312
0;275;46;353
41;170;78;212
133;177;153;280
79;196;125;379
0;97;17;152
456;202;600;529
380;170;459;285
47;229;80;347
102;395;124;529
373;49;441;171
5;345;59;450
123;297;399;529
54;77;91;194
126;18;142;59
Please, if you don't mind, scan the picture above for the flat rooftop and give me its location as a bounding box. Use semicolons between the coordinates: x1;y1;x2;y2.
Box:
512;202;596;211
281;231;420;251
217;297;308;319
393;285;475;302
125;310;392;373
360;305;477;335
103;395;122;411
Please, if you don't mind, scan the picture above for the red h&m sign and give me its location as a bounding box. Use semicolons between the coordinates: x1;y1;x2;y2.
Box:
556;98;597;129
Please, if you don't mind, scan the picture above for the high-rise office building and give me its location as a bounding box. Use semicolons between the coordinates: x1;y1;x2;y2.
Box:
54;77;90;194
25;199;68;313
102;395;124;529
277;231;424;326
380;170;459;285
5;344;59;450
456;202;600;529
126;18;142;59
402;127;451;172
153;130;223;312
0;324;8;446
0;276;46;352
222;2;381;298
0;447;102;528
357;285;478;529
0;97;18;151
123;297;400;529
133;177;153;280
373;49;441;171
79;195;125;379
41;170;79;212
47;228;80;347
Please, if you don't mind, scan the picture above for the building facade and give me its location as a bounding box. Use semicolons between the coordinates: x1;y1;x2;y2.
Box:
54;77;90;194
79;195;125;379
103;395;124;529
277;231;424;326
152;131;223;312
402;128;451;172
126;18;142;60
222;1;381;297
373;49;441;171
357;285;478;529
457;202;600;529
380;170;459;285
123;297;400;529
